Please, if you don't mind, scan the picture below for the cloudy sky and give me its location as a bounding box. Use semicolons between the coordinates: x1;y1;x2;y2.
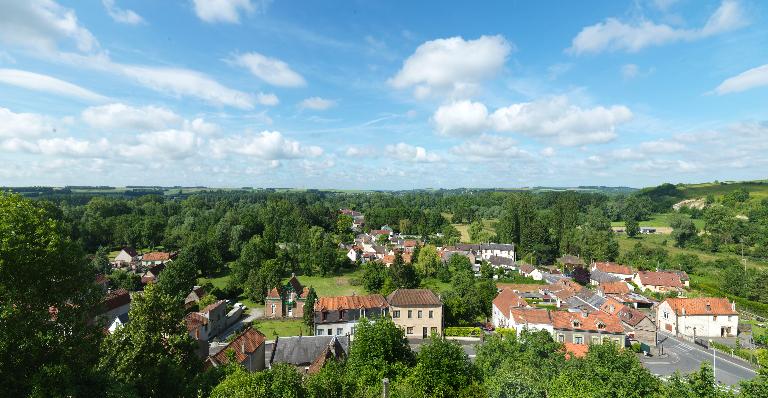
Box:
0;0;767;189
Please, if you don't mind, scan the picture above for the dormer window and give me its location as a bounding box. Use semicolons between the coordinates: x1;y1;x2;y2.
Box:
339;310;346;320
572;320;581;328
706;304;711;312
597;322;606;330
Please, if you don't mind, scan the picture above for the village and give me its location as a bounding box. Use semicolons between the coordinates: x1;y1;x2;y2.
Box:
97;208;760;385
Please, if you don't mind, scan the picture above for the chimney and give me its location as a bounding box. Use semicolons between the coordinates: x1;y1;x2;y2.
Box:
291;272;295;278
732;301;736;311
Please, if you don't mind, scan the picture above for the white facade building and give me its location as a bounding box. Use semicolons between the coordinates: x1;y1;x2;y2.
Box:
657;298;739;338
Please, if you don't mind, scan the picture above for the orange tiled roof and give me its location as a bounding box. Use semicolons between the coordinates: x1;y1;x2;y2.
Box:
210;327;266;365
493;288;529;313
315;294;388;311
266;287;281;299
664;297;737;316
495;283;542;293
599;281;630;295
509;308;552;325
103;288;130;311
564;342;589;359
637;271;683;288
142;252;172;261
551;311;624;333
593;262;632;275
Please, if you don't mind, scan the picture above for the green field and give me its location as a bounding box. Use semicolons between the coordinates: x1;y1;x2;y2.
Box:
616;234;767;269
676;180;768;201
250;319;310;341
283;270;365;297
611;212;704;229
452;219;497;243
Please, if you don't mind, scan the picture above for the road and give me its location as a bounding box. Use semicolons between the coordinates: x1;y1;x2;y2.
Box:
640;332;757;386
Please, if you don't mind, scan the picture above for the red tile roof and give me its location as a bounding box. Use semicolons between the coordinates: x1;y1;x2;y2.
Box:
509;308;552;325
142;251;172;262
493;288;529;314
266;287;281;299
210;327;266;366
599;281;630;295
564;342;589;360
495;283;542;293
636;271;683;288
593;262;632;275
551;311;624;334
185;312;208;332
664;297;737;316
103;289;130;311
403;240;418;248
387;289;441;306
315;294;388;311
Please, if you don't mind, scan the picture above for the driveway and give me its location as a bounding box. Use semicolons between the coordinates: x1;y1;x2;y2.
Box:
640;332;757;386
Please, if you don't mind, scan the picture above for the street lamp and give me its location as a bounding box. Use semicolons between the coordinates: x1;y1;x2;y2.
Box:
709;339;716;384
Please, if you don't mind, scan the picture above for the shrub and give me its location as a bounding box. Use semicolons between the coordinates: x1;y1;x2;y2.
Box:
496;328;516;339
444;327;482;337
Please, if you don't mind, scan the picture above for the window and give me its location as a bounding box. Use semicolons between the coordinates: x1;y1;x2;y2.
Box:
572;320;581;328
597;322;605;330
429;310;433;319
351;326;356;335
316;328;322;335
713;316;718;321
574;335;583;344
663;311;669;320
406;327;414;335
417;310;422;319
321;311;327;321
327;329;333;336
340;310;346;320
336;328;343;335
558;334;565;343
431;327;438;334
288;308;292;317
393;310;400;318
408;310;413;319
271;304;276;314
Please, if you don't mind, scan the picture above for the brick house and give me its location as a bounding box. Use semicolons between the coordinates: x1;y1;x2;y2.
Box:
264;274;309;319
313;294;389;337
207;327;266;372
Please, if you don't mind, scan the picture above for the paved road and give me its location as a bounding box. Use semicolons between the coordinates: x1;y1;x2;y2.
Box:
640;332;757;386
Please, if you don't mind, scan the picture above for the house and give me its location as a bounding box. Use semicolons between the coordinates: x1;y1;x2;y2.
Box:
140;263;165;284
370;229;392;238
269;335;350;374
207;327;266;372
455;243;516;260
185;285;206;308
382;251;412;266
487;255;516;270
108;313;129;333
507;308;553;335
186;300;228;343
551;311;625;346
608;292;656;309
402;240;419;252
491;288;530;328
657;297;738;338
564;289;607;313
589;269;621;286
601;298;656;351
591;262;633;281
440;249;476;266
661;270;690;288
387;289;443;339
557;255;585;271
597;281;631;296
264;274;310;319
346;246;361;263
140;251;175;267
518;264;543;281
633;271;684;293
100;288;131;331
114;247;138;266
314;294;389;337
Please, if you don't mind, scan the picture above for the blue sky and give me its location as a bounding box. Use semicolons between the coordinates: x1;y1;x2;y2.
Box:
0;0;766;189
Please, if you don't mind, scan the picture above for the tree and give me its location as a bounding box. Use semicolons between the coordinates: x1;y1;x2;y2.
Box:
156;257;199;300
625;218;639;238
345;318;414;395
304;287;318;330
99;283;201;397
572;266;591;285
401;338;481;397
305;359;355;398
361;261;387;293
109;269;142;291
670;214;698;248
210;363;306;398
441;224;461;246
479;261;494;280
0;193;105;397
245;259;282;303
180;240;222;277
415;244;441;277
92;245;112;275
390;252;420;289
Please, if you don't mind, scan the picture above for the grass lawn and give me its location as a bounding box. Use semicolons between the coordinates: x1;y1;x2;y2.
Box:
199;268;232;290
421;277;452;294
287;269;365;297
452;218;497;243
610;212;704;230
250;319;309;341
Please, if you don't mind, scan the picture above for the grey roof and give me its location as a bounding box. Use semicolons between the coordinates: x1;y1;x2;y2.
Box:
565;290;607;312
455;243;515;252
542;272;567;284
487;255;515;267
269;335;350;366
590;269;621;284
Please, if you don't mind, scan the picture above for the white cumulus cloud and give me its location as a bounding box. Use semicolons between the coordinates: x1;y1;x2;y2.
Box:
209;131;323;159
715;64;768;94
124;129;200;159
230;52;306;87
385;142;441;163
0;0;98;53
0;107;56;138
300;97;336;110
256;92;280;106
568;0;747;54
82;103;182;131
450;134;527;161
0;68;107;102
102;0;144;25
433;100;489;137
389;35;512;99
192;0;268;24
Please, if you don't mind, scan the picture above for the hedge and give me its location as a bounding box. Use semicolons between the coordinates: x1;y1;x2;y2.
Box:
444;327;482;337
